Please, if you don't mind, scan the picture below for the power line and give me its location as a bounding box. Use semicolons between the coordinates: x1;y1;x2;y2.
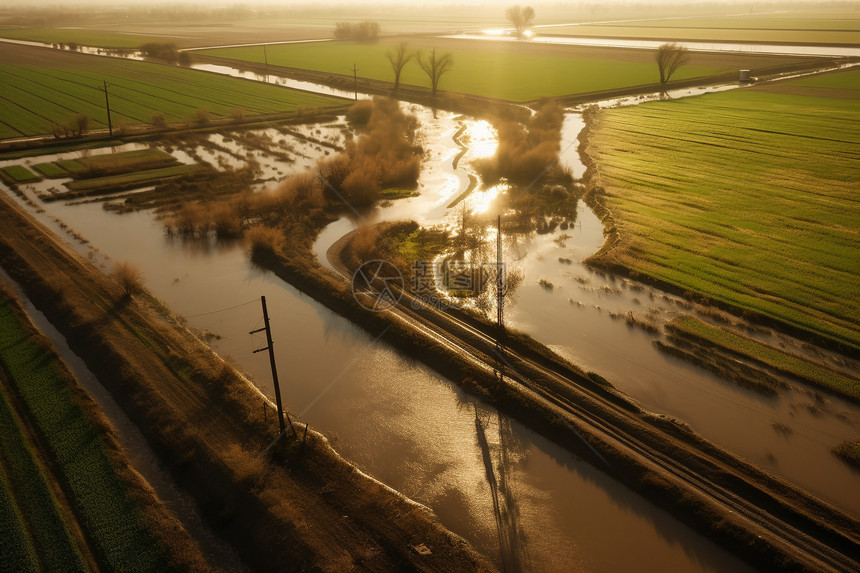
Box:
184;297;260;319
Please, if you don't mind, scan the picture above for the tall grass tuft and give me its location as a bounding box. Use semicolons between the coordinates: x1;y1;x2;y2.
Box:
112;261;144;297
246;225;285;254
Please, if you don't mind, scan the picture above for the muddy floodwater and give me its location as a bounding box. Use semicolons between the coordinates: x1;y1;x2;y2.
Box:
1;77;856;571
1;124;757;572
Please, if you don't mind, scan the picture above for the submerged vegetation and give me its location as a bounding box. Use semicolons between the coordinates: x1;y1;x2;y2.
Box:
833;440;860;469
666;316;859;401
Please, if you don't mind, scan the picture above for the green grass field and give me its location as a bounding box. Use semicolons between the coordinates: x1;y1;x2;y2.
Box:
0;28;162;48
0;293;177;571
63;163;207;193
0;44;348;139
588;69;860;354
667;316;859;400
546;13;860;45
0;164;41;183
199;39;801;102
32;161;69;178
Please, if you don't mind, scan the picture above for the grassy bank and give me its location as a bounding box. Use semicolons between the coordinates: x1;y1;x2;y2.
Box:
585;69;860;356
666;316;859;401
0;288;207;572
0;43;348;139
199;38;809;102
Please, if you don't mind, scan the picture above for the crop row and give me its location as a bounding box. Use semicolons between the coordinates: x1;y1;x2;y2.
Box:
64;163;207;193
0;295;172;570
0;458;39;573
0;382;90;572
589;70;860;352
0;48;346;138
0;165;41;184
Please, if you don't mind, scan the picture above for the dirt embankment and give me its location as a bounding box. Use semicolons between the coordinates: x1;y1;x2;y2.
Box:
0;191;494;572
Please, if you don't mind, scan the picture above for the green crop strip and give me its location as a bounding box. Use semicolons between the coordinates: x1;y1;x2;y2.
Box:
0;294;174;570
668;316;859;399
0;383;88;572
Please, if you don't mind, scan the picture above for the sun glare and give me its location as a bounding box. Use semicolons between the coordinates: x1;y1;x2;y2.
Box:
469;182;508;214
465;119;498;158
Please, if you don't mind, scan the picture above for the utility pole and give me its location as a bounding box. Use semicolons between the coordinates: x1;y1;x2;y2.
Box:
263;44;269;83
250;296;286;435
103;80;113;136
352;63;358;100
497;215;504;331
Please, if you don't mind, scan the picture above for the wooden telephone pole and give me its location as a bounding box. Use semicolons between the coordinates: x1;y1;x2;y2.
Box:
352;63;358;100
497;215;504;331
250;296;287;435
103;80;113;136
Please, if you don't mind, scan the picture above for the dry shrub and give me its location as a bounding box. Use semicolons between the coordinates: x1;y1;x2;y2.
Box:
346;100;373;127
210;202;243;238
169;202;210;237
195;108;210;125
328;96;422;207
112;261;144;296
350;225;380;264
223;443;266;489
252;173;325;221
316;154;350;191
477;101;566;184
341;156;381;207
246;225;285;254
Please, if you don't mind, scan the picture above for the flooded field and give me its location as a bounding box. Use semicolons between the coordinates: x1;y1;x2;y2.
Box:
0;115;759;572
0;80;856;571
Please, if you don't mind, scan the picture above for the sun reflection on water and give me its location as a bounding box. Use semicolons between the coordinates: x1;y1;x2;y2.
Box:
469;182;508;214
464;120;498;159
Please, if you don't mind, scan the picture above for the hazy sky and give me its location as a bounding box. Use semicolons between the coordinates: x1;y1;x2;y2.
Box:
1;0;842;6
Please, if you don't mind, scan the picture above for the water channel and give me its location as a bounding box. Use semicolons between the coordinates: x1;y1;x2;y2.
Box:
1;43;857;571
3;117;759;573
447;33;860;58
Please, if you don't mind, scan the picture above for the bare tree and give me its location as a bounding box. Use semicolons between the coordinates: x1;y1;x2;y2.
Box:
75;114;89;136
506;5;535;38
655;43;690;94
386;42;413;92
418;48;453;97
